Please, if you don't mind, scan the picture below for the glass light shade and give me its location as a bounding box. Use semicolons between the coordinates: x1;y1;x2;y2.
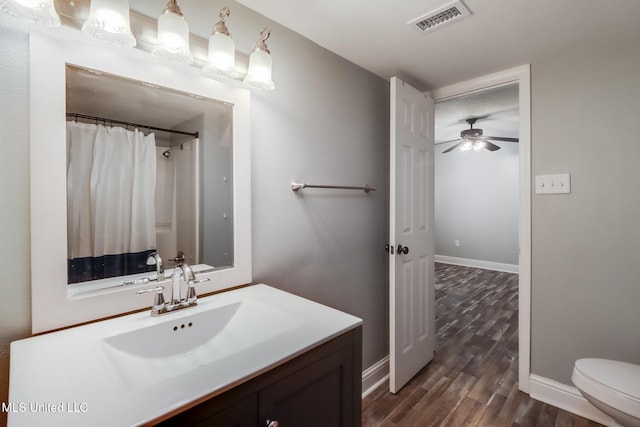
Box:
460;141;473;151
81;0;136;48
151;10;193;65
203;33;236;76
244;49;274;90
0;0;60;27
473;140;486;151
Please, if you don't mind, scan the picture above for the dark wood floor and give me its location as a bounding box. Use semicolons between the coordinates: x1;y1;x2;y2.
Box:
362;263;603;427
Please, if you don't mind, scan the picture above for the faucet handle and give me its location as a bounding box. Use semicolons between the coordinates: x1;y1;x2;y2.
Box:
185;278;210;305
169;251;185;263
137;286;166;312
136;285;164;294
123;277;154;286
187;278;210;286
186;284;197;305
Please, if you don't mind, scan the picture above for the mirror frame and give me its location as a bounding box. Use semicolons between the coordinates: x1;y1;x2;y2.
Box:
29;26;251;333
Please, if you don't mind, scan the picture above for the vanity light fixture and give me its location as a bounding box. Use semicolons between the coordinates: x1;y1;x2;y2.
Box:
243;28;275;90
3;0;276;90
0;0;60;27
151;0;194;65
81;0;136;48
203;7;239;78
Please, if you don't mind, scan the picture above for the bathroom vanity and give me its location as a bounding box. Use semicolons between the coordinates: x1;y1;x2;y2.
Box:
8;285;362;427
158;322;361;426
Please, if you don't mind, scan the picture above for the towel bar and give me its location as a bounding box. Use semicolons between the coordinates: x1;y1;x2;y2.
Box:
291;182;376;193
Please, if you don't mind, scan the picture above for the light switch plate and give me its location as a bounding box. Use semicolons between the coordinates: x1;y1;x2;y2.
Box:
535;173;571;194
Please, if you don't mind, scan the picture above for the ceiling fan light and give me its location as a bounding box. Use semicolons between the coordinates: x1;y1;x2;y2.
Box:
460;141;473;151
473;140;486;151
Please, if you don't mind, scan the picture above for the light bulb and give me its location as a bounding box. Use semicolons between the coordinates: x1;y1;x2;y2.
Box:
203;7;238;78
473;141;486;151
151;0;193;65
460;141;473;152
244;28;274;90
205;33;235;72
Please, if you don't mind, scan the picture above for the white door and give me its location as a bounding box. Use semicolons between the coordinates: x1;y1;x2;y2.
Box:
389;77;436;393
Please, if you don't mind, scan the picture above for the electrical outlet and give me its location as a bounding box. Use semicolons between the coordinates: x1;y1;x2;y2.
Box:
535;173;571;194
454;240;460;247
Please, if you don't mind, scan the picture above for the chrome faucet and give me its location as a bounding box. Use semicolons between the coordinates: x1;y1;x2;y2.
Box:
146;252;164;280
137;261;210;316
170;262;195;305
122;252;164;286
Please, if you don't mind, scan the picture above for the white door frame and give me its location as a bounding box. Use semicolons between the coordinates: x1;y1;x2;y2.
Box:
429;64;532;393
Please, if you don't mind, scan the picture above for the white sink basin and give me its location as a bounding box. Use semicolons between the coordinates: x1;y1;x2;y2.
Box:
9;284;362;427
103;301;241;359
100;298;299;390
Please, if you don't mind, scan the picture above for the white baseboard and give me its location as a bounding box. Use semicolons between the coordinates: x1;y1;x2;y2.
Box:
435;255;519;274
362;356;389;398
529;374;613;425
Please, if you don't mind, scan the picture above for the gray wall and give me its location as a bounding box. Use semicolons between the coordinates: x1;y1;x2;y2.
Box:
435;139;519;265
244;13;390;373
0;17;31;419
531;36;640;384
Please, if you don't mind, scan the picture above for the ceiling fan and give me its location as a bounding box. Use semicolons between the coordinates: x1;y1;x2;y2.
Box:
438;118;519;153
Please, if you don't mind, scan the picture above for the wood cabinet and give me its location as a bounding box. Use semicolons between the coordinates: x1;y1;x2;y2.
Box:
155;326;362;427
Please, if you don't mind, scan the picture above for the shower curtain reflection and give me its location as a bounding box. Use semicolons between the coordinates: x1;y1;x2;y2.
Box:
66;122;157;283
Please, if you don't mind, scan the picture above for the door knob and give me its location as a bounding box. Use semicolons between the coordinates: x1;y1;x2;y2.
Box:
266;420;280;427
397;244;409;255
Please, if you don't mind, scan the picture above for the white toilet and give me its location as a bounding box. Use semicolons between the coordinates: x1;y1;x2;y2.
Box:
572;358;640;427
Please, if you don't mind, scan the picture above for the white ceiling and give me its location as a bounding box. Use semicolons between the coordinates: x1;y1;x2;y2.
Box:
235;0;640;91
97;0;639;145
435;83;518;145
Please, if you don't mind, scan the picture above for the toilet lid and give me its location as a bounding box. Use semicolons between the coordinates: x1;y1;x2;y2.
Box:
574;358;640;415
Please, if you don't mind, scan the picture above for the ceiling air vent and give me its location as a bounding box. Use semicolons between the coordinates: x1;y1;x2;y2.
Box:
408;0;471;34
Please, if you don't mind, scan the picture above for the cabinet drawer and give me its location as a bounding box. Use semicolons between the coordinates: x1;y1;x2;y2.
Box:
259;347;353;427
154;327;362;427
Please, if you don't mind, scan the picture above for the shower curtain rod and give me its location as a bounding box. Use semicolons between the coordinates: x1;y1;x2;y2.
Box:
66;113;199;139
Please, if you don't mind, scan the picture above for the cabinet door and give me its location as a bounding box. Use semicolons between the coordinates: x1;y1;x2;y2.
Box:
158;394;257;427
258;347;354;427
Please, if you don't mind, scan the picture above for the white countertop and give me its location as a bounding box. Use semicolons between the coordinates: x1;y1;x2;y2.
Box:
8;284;362;426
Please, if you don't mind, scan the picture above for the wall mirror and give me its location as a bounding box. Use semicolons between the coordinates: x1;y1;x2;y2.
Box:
30;26;251;333
66;65;234;289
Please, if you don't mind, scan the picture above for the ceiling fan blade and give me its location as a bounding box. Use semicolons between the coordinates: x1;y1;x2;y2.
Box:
484;141;501;151
442;141;463;153
486;136;519;143
435;139;461;146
